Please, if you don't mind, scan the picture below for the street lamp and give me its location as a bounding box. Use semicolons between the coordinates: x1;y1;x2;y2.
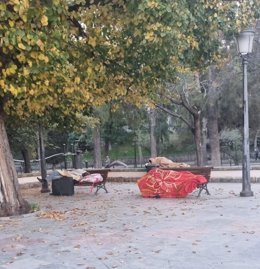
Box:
133;136;138;168
63;143;67;169
236;28;255;197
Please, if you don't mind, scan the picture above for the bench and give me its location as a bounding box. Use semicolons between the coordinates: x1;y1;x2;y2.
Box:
160;166;213;197
74;168;110;194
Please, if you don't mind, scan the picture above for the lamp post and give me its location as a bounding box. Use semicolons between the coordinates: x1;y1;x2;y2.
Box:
63;143;67;170
236;28;255;197
133;136;138;168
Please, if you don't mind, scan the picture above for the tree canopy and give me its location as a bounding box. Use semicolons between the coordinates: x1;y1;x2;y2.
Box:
1;0;259;124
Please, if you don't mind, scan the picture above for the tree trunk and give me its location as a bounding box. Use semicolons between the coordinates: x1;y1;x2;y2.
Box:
136;130;143;166
93;126;102;168
207;66;221;166
138;143;143;166
0;112;30;217
38;125;49;192
202;117;208;165
193;112;204;166
21;148;32;173
149;108;157;157
104;141;111;156
104;121;112;156
254;129;260;149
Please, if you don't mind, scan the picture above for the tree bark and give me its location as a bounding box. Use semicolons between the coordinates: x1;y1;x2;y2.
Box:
193;112;204;166
0;112;30;217
104;109;113;156
149;108;157;157
202;117;208;165
207;66;221;166
93;126;102;168
21;148;32;173
180;91;204;166
136;130;143;166
38;125;50;192
254;129;260;149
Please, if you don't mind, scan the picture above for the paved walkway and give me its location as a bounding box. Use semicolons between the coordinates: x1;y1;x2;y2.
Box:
1;183;260;269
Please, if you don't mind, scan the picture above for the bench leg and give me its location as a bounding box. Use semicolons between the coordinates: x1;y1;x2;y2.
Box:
95;183;108;195
197;183;210;197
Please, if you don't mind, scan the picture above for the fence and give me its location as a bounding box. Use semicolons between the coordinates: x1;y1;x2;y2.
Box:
16;150;256;174
14;151;198;173
14;153;75;174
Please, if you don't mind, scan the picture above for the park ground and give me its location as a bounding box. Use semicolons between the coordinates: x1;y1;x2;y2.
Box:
1;181;260;269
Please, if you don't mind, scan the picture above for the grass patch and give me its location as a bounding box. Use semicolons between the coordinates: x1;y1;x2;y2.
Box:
30;203;40;212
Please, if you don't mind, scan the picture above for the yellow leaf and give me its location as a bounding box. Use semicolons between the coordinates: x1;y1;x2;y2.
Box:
9;84;19;96
30;51;38;59
147;1;158;8
88;37;96;47
41;15;48;26
87;67;92;76
38;53;49;63
21;15;27;22
75;77;80;84
21;0;29;9
18;43;26;50
8;20;14;27
23;68;29;76
37;39;44;50
38;53;45;60
0;80;5;88
17;53;26;63
44;56;49;63
144;31;155;42
10;0;19;4
64;87;74;94
7;64;17;75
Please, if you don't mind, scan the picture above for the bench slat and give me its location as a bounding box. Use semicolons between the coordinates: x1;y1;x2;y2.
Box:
161;166;213;182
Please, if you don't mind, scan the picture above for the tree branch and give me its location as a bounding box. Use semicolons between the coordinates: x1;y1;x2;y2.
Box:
180;93;200;116
167;95;182;106
156;104;194;132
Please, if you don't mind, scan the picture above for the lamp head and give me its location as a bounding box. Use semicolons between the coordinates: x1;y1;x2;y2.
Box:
236;28;255;55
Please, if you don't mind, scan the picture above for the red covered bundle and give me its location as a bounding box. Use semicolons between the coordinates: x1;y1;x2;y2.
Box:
137;168;207;198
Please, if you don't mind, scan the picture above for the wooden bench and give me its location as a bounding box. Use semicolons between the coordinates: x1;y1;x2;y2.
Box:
74;168;110;194
160;166;213;197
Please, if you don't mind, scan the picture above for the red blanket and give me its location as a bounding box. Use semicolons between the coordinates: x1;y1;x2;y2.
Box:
137;168;207;198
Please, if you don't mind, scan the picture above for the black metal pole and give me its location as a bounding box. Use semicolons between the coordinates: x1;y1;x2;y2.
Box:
134;140;137;168
63;144;67;169
240;56;253;197
39;125;50;193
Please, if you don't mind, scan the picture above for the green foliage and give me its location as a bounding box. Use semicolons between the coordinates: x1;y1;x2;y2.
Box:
220;128;242;165
84;142;150;161
6;117;37;158
30;203;40;213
